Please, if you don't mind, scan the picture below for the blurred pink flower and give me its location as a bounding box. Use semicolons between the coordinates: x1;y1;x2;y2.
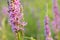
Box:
52;0;60;39
44;15;53;40
2;7;8;14
52;0;60;33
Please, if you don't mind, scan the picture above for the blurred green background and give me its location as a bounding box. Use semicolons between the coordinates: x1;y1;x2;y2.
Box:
0;0;60;40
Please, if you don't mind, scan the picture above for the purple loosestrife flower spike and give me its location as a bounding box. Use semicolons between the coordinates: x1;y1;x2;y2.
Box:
52;0;60;40
7;0;22;32
52;0;60;31
44;15;53;40
53;0;60;33
53;0;59;15
53;0;60;25
44;3;53;40
53;0;60;24
7;0;27;32
7;0;27;40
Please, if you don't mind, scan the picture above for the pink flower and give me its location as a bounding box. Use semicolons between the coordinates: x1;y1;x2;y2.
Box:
44;15;53;40
2;7;8;14
7;0;27;32
52;0;60;33
53;0;59;15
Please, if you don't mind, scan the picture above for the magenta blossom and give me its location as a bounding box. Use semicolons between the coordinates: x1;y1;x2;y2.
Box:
52;0;60;33
44;15;53;40
7;0;27;32
2;7;8;15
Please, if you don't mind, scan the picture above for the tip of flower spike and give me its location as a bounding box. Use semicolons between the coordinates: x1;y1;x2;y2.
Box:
53;0;58;6
44;15;49;24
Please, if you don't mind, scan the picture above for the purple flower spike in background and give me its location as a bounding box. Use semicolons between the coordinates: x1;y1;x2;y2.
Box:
44;3;53;40
45;15;53;40
52;0;60;40
53;0;60;26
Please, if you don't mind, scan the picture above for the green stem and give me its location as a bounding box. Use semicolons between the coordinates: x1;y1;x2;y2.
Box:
58;32;60;40
16;30;24;40
18;32;22;40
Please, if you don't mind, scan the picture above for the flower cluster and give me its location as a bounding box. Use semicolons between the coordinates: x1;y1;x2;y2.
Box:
7;0;27;32
52;0;60;39
52;0;60;31
44;15;53;40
